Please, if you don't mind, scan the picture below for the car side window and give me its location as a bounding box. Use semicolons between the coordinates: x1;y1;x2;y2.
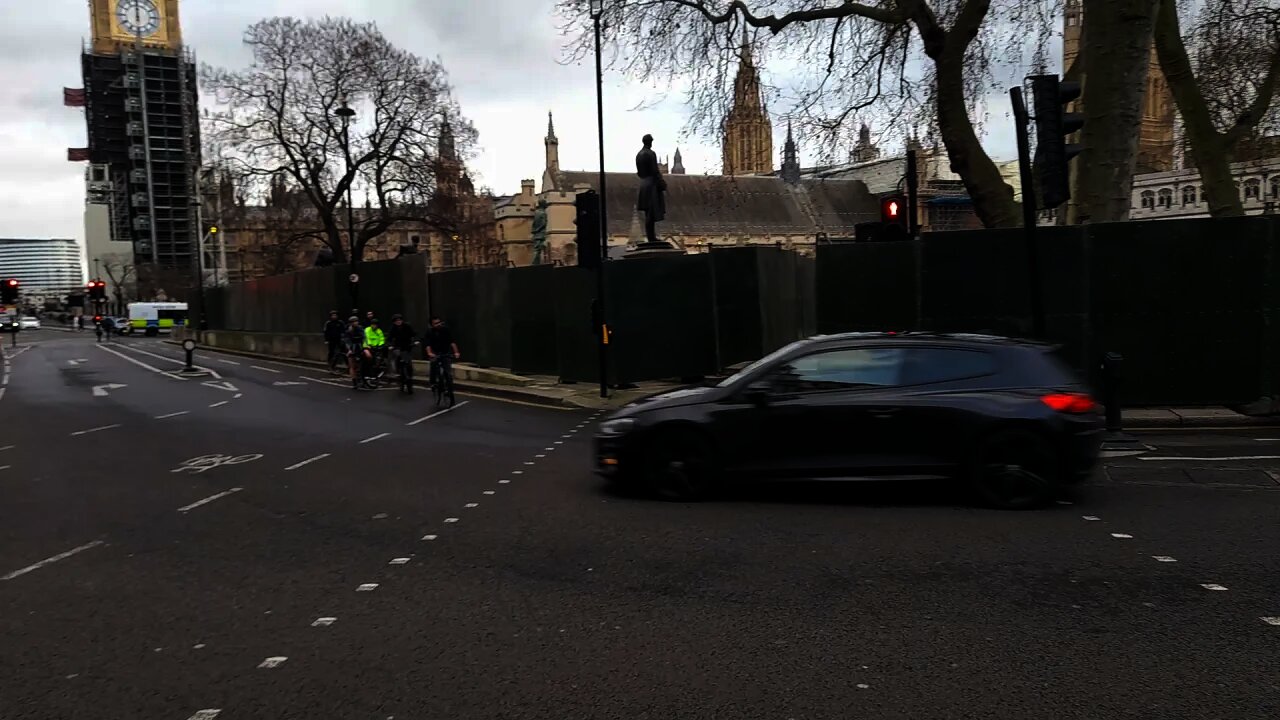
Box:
900;348;996;386
772;347;904;393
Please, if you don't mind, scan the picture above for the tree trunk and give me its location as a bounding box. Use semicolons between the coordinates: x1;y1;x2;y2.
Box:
934;41;1020;228
1073;0;1160;224
1153;0;1245;217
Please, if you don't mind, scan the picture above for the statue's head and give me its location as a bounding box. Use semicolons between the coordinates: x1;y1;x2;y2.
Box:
642;133;653;148
537;198;548;208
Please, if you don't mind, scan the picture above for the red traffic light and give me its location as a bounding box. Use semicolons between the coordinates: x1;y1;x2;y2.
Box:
885;199;900;218
93;315;102;322
879;195;909;229
5;279;16;287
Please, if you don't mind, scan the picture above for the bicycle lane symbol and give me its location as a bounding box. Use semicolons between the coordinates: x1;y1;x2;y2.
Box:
171;454;263;475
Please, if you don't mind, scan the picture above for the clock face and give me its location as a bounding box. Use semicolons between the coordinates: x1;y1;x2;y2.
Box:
116;0;161;37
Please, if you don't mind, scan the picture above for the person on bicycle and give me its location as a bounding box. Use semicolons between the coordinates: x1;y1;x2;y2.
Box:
94;317;104;343
323;310;345;369
343;316;364;388
423;316;460;389
387;314;418;394
362;317;387;382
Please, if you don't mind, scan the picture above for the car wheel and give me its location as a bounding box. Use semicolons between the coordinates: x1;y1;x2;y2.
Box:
971;430;1059;510
644;429;718;502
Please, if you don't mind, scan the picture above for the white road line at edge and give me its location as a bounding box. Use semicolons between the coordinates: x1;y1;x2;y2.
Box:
2;540;105;581
1140;455;1280;461
250;365;282;374
208;401;228;408
285;453;330;471
70;423;121;437
94;343;178;377
177;488;243;513
186;711;221;720
407;400;469;426
109;343;223;379
155;411;190;419
360;432;391;444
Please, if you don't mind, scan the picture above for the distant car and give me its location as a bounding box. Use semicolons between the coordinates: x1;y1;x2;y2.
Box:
19;316;39;330
594;332;1104;509
0;315;17;332
112;317;131;335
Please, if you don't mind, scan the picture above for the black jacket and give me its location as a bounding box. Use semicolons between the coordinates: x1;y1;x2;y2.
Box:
323;318;345;342
387;323;417;351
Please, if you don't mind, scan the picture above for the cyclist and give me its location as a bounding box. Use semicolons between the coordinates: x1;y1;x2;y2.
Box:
386;314;418;394
94;317;104;343
323;310;345;371
362;316;388;384
343;315;364;388
423;315;461;389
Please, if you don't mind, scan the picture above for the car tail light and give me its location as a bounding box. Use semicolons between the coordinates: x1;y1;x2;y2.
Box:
1041;392;1096;413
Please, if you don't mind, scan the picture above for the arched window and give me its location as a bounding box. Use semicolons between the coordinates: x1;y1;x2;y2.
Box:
1270;176;1280;199
1140;190;1156;209
1244;178;1261;200
1157;188;1173;208
1181;186;1197;206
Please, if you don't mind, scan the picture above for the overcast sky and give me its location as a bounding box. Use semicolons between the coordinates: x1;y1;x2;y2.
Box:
0;0;1024;244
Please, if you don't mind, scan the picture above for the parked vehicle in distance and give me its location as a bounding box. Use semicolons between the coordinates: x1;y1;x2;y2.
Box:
0;312;17;332
127;302;188;336
19;316;39;330
594;333;1103;509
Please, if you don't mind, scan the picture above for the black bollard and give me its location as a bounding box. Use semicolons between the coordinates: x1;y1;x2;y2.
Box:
182;338;197;373
1100;351;1123;433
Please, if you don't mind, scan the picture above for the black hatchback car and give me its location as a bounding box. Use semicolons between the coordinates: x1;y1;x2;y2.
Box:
594;333;1103;509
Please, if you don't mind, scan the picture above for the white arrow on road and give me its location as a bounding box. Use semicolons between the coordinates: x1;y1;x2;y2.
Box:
273;381;307;386
92;383;127;397
202;381;239;393
68;358;89;366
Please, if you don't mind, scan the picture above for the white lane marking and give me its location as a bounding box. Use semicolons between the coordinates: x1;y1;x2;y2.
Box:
70;423;121;437
233;393;243;399
483;490;495;495
1262;617;1280;626
1101;450;1149;458
360;432;391;444
407;400;470;426
389;558;410;565
217;359;241;366
95;343;182;377
251;365;282;374
202;381;239;393
443;517;459;523
272;381;307;386
422;534;438;541
300;376;350;388
155;411;189;419
545;447;555;451
0;387;6;401
186;711;221;720
312;617;336;627
1;372;8;385
257;656;287;669
208;401;228;408
1;540;105;581
1055;500;1073;505
1111;533;1133;539
561;434;571;438
0;445;12;451
1153;556;1178;562
91;383;127;397
356;583;378;592
0;466;9;471
1082;516;1100;521
112;343;223;379
536;454;546;458
512;470;523;475
499;479;511;484
1140;455;1280;461
524;461;535;465
177;488;243;513
1201;583;1229;591
285;454;330;471
464;503;479;508
554;441;564;445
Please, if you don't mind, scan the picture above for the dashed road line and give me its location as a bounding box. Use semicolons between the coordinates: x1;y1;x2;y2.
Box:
250;365;282;374
356;583;378;592
285;453;330;471
1261;617;1280;626
257;656;287;669
1200;583;1229;591
186;711;221;720
155;411;190;419
71;423;121;437
1140;455;1280;461
208;401;228;408
407;400;469;426
389;558;410;565
0;445;12;451
2;540;106;581
483;490;495;495
465;503;479;508
1153;556;1178;562
1111;533;1134;539
1082;516;1100;521
443;517;459;523
217;359;241;366
311;617;336;627
360;432;391;444
422;534;438;541
177;488;243;513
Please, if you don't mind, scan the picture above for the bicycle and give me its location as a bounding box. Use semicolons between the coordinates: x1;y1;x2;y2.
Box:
359;347;389;389
430;353;456;408
393;345;415;394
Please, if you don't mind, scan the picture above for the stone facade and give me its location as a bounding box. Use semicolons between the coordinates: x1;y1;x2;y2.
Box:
1129;156;1280;220
721;32;773;176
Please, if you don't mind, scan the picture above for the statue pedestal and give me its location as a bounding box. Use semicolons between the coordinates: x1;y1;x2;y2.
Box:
622;240;682;259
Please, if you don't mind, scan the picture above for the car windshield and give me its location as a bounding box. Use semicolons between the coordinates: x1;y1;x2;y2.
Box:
715;342;800;388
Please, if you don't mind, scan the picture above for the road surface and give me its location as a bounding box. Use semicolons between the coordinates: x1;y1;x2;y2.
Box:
2;330;1278;719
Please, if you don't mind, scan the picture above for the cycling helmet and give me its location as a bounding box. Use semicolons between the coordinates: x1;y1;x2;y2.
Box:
348;316;359;323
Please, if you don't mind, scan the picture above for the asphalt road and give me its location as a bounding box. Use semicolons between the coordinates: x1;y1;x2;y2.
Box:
2;329;1278;719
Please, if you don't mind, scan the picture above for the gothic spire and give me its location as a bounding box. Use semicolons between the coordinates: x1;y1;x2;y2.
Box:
672;147;686;174
781;120;800;184
546;111;557;144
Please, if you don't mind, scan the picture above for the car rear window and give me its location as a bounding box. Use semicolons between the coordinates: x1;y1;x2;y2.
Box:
1014;346;1084;387
900;348;997;386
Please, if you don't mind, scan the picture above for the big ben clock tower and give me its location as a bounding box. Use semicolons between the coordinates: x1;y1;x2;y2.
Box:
70;0;201;300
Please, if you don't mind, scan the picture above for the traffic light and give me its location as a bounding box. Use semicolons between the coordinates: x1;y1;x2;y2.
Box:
1;279;18;305
879;195;909;240
87;280;107;301
1030;73;1084;209
574;189;602;269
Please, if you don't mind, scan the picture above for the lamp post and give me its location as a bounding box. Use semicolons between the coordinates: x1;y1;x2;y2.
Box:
591;0;609;399
334;96;358;310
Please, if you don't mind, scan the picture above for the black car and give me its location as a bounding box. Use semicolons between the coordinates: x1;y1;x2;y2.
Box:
594;333;1103;509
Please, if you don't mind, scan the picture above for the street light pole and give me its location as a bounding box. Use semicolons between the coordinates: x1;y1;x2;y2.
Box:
335;96;358;311
591;0;609;399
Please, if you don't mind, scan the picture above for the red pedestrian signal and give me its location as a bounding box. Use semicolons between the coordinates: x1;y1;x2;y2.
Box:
879;195;910;239
1;278;18;305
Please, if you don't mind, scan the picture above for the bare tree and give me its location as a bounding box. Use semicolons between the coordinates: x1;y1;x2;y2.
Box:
202;17;478;272
557;0;1064;229
1155;0;1280;216
99;253;136;314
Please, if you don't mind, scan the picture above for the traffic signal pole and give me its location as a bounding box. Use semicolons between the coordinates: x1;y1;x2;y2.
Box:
1010;85;1045;339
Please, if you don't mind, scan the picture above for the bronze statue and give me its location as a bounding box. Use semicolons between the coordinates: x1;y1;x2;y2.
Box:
531;198;549;265
635;133;667;244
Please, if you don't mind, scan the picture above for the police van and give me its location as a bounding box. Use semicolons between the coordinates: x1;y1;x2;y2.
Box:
126;302;188;336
